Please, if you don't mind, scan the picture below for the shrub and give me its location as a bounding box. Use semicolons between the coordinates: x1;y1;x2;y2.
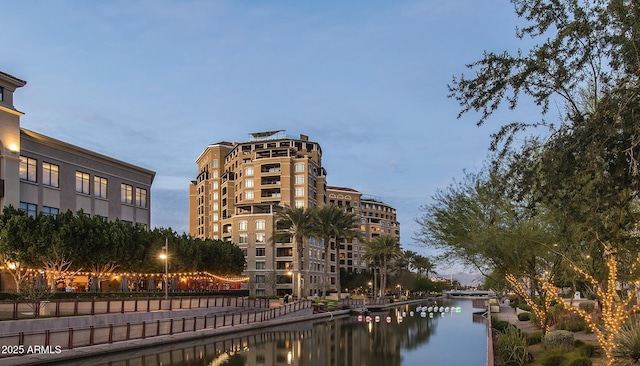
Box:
614;317;640;362
578;301;596;314
518;303;533;312
517;312;531;321
576;343;597;358
526;331;543;345
496;326;530;366
540;352;566;366
543;330;575;351
556;319;588;332
493;320;514;333
567;358;592;366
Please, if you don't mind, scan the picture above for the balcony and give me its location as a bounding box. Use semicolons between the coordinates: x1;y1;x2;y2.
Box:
261;163;281;174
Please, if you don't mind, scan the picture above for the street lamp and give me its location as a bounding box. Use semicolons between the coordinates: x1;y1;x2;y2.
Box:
159;238;168;300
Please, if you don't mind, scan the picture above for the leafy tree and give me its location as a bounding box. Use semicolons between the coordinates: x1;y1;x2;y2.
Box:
447;0;640;362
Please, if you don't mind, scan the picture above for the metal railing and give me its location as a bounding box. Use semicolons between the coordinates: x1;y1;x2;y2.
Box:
0;296;271;321
0;300;311;359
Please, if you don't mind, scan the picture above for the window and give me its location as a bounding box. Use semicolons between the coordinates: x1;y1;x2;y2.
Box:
245;179;254;188
42;206;59;216
245;167;254;176
256;233;266;243
75;171;90;194
120;183;133;204
245;191;254;200
295;200;304;208
295;175;304;185
136;187;147;208
256;261;266;269
256;219;266;230
294;163;305;172
256;275;266;284
42;163;59;187
19;156;37;182
213;224;219;232
0;86;3;101
239;234;248;244
212;181;218;189
19;202;36;217
212;159;218;168
239;221;248;231
277;248;293;257
94;176;108;198
295;187;304;197
256;247;265;256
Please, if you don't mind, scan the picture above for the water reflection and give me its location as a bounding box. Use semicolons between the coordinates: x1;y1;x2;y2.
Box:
51;299;487;366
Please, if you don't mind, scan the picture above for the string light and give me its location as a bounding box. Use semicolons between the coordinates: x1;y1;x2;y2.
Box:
537;243;638;366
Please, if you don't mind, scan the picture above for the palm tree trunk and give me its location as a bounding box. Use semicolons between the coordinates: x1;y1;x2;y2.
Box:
335;240;341;300
323;237;330;299
297;237;304;299
380;257;387;299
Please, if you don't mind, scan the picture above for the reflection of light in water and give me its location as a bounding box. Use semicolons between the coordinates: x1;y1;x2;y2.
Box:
208;347;250;366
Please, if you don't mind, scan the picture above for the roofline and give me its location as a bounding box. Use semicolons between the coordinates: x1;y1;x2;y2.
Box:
0;71;27;90
21;128;156;181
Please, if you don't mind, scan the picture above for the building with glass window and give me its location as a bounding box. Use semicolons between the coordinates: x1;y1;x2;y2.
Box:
190;131;400;297
0;70;155;227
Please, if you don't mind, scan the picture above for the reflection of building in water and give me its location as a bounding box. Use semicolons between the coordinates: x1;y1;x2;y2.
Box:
68;305;473;366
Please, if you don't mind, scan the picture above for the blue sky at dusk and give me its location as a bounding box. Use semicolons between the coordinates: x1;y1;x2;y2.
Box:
2;1;541;272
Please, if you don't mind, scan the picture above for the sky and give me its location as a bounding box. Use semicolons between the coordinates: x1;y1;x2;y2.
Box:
2;0;540;273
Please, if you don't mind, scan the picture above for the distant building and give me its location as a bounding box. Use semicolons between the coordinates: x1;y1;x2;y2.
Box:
190;131;400;297
0;70;155;227
326;186;400;274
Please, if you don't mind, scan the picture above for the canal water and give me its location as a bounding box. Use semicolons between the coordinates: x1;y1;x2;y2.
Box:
51;299;487;366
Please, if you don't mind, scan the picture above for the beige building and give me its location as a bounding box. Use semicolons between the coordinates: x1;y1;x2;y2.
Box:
326;186;401;274
0;70;155;227
190;131;401;297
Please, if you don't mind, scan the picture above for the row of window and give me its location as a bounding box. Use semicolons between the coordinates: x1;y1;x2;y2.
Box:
19;202;60;217
20;156;147;208
238;220;266;230
238;233;266;244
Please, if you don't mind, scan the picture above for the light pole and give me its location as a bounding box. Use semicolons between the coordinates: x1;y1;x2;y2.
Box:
159;238;168;300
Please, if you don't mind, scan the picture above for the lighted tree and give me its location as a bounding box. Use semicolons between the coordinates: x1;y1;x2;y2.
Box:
0;254;29;293
541;241;640;365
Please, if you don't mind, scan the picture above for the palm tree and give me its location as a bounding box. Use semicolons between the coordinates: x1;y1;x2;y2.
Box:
362;245;382;298
405;250;435;278
365;235;403;299
332;209;360;300
270;206;317;298
314;205;343;299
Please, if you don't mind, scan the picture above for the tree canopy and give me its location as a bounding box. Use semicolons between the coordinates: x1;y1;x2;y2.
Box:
421;1;640;362
0;207;245;276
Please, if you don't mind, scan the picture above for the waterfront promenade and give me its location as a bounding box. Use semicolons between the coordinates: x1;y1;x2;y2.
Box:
0;297;329;365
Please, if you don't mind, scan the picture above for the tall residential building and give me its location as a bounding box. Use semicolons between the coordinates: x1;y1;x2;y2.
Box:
327;186;401;274
190;130;401;297
190;131;327;297
0;70;155;227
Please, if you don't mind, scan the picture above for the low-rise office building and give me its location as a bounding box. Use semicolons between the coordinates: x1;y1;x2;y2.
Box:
0;70;155;227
